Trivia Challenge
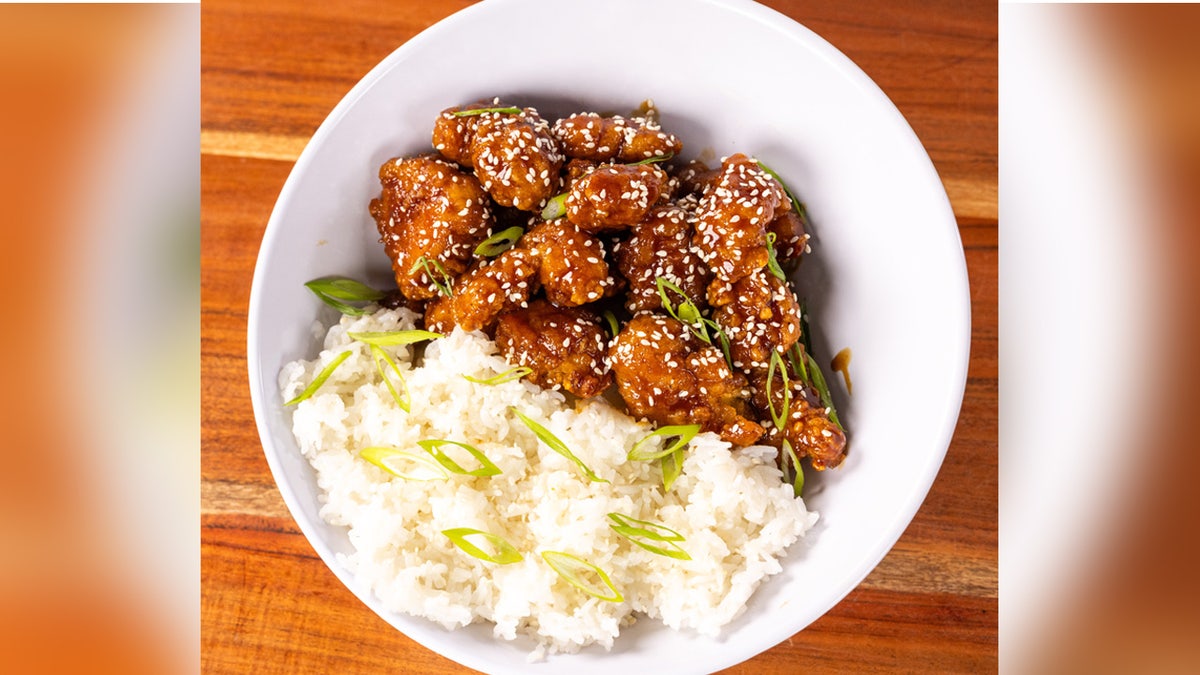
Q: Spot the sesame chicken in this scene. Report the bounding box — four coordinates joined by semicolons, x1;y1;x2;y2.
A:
521;220;616;307
424;247;540;334
692;153;790;298
711;268;802;372
369;155;494;301
609;314;764;446
494;300;612;398
752;377;847;470
767;207;809;263
565;163;669;233
551;113;682;163
612;203;711;313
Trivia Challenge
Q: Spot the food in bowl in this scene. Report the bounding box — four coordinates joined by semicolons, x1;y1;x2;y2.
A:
278;100;847;655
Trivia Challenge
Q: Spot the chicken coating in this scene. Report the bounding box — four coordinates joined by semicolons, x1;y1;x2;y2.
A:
767;207;809;263
711;268;802;372
370;155;494;301
494;300;612;398
432;103;563;211
565;163;669;233
612;203;711;313
521;220;617;307
676;160;718;196
609;314;764;446
551;113;682;163
753;378;847;470
692;153;789;298
423;248;540;334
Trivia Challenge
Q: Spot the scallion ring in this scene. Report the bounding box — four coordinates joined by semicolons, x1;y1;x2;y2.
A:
462;366;532;385
359;446;449;481
283;350;352;406
442;528;523;564
661;447;684;492
628;424;700;461
370;344;411;413
408;255;455;297
627;152;674;166
765;231;787;281
607;513;691;560
510;407;608;483
655;276;711;343
781;439;804;497
473;226;524;257
304;277;386;316
765;350;792;430
541;192;568;220
451;106;522;117
348;329;443;347
541;551;623;603
418;440;501;477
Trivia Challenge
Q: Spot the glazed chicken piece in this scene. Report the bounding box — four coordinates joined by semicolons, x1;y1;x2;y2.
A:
432;102;563;211
609;314;763;446
521;220;617;307
493;300;612;398
676;160;718;197
752;378;847;470
612;203;711;313
767;208;809;263
692;153;790;298
369;155;494;301
551;113;682;163
564;163;669;233
423;248;540;334
711;268;802;372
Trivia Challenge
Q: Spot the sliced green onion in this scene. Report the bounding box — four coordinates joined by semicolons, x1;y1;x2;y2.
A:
474;226;524;257
655;276;711;343
510;407;608;483
804;350;843;431
451;106;522;117
601;310;620;338
757;161;806;219
359;446;449;481
348;329;443;347
541;192;568;220
607;513;691;560
628;424;700;461
781;439;804;497
766;350;792;430
418;440;501;477
408;255;455;297
304;277;386;316
284;350;352;406
540;551;623;602
462;366;532;385
627;152;674;166
370;344;411;413
442;528;523;564
710;318;735;370
765;231;787;281
788;341;809;384
661;447;684;492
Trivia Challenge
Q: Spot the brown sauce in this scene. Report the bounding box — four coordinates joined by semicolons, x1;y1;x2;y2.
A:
831;347;852;395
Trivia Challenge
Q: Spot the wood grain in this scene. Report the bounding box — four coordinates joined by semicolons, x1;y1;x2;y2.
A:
201;0;997;672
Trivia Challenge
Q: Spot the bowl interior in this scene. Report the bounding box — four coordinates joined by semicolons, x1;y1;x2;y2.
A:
247;0;969;672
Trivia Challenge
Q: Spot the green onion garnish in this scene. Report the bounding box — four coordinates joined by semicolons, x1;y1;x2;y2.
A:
628;424;700;461
370;344;411;413
540;551;623;602
601;310;620;338
510;407;608;483
442;528;523;564
284;350;352;406
661;447;684;492
607;513;691;560
348;329;443;347
804;350;843;431
359;446;449;481
541;192;568;220
474;226;524;257
655;276;711;344
765;231;787;281
408;255;455;297
757;161;806;220
627;152;674;166
418;440;501;477
304;277;386;316
781;439;804;497
766;350;792;430
451;106;522;117
787;341;809;384
462;366;532;385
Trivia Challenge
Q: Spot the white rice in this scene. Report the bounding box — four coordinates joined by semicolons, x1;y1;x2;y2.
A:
279;307;818;656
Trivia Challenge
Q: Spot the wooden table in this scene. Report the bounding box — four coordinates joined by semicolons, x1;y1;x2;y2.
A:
201;1;997;672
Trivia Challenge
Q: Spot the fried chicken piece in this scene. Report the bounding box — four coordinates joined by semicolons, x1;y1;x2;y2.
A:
676;160;718;196
551;113;682;163
370;155;494;301
609;314;763;445
423;248;540;334
564;163;669;233
432;102;564;211
521;220;617;307
612;203;711;313
692;154;789;298
767;207;809;263
752;378;847;470
711;268;801;372
493;300;612;398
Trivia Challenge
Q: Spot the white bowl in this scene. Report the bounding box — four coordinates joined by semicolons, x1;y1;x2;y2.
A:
247;0;970;672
